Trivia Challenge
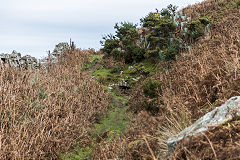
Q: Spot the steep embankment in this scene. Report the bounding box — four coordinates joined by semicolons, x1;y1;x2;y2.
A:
155;0;240;119
89;0;240;159
127;0;240;159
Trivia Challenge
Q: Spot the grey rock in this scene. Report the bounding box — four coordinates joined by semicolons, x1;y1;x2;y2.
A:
118;79;130;89
53;42;70;55
0;42;70;70
0;51;39;69
167;96;240;155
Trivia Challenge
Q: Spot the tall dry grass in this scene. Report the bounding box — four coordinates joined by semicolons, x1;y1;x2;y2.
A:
0;49;110;159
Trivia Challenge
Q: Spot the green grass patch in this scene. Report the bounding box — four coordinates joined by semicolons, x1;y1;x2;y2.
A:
92;59;162;88
60;146;93;160
93;106;129;142
89;54;104;63
93;68;112;77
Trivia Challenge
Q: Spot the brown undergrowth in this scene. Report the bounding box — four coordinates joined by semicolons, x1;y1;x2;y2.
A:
0;49;110;159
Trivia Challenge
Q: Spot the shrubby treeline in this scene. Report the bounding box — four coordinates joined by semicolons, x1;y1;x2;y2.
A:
101;4;210;63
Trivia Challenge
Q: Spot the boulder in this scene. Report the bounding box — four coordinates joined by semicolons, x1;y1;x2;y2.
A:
0;42;70;70
0;51;40;69
118;79;131;89
167;96;240;155
53;42;70;55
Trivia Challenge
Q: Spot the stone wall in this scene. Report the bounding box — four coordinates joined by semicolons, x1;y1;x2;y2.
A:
0;51;39;69
0;42;71;70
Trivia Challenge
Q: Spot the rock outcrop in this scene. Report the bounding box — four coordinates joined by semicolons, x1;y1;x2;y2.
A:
167;96;240;155
0;42;71;70
52;42;70;56
0;50;39;69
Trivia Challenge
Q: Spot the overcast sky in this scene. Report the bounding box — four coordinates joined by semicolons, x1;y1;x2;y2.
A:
0;0;203;58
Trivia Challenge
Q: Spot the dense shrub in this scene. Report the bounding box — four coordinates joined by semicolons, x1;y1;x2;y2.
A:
101;4;210;64
100;34;119;55
126;45;146;63
164;43;180;61
110;48;123;60
114;22;138;46
140;5;178;61
187;17;209;41
141;79;162;98
235;0;240;7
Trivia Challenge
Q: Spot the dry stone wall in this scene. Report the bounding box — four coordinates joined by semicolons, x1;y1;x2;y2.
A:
0;42;70;70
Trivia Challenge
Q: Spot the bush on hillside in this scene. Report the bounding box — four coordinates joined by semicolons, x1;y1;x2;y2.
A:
114;22;138;46
236;0;240;7
187;17;210;41
100;4;211;64
140;5;178;61
110;48;124;60
126;45;146;63
100;34;119;55
164;43;180;61
142;79;162;98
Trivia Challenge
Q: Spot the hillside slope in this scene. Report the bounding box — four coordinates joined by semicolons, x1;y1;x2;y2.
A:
92;0;240;159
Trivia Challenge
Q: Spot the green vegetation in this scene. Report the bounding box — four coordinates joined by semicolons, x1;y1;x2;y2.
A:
237;0;240;7
89;54;104;64
100;34;119;56
60;146;93;160
92;58;161;88
142;79;162;98
101;4;211;64
94;107;129;142
187;17;210;41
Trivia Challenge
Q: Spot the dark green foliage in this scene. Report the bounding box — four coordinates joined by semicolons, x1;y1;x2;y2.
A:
198;17;210;25
142;79;162;98
236;0;240;7
110;48;123;60
140;12;161;28
154;17;176;35
114;22;138;46
160;4;178;18
126;45;146;63
145;48;159;59
141;4;177;27
164;43;180;61
140;5;177;61
100;34;119;55
110;65;123;74
187;17;210;41
141;12;176;34
100;3;211;64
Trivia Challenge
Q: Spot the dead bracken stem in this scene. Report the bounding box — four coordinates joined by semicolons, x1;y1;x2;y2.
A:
142;135;157;160
202;133;217;159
